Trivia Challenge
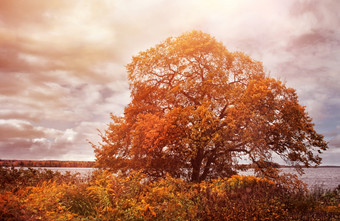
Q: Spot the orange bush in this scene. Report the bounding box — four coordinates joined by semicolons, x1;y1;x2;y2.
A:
0;168;339;220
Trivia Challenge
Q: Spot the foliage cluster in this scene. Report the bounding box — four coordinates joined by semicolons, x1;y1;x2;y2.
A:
0;167;339;220
0;166;83;192
94;30;327;182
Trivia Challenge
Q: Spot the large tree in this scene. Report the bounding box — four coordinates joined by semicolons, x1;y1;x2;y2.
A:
93;31;328;182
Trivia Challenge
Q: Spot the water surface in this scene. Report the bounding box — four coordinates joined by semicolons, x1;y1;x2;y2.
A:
239;167;340;190
24;167;340;190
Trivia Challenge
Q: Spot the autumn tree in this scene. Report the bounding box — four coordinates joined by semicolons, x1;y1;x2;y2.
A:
93;31;328;182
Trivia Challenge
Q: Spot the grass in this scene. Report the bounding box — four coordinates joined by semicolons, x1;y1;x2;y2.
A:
0;166;339;220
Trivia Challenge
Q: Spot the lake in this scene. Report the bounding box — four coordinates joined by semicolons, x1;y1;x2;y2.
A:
239;167;340;190
30;167;340;190
31;167;96;178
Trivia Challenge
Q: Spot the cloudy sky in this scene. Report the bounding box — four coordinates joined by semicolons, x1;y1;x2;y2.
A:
0;0;339;165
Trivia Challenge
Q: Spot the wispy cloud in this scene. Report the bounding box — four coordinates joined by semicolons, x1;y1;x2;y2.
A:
0;0;339;164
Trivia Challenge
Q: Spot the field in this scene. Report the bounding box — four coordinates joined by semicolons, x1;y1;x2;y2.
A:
0;166;339;220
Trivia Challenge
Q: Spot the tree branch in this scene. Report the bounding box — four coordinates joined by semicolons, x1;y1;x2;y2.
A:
219;103;229;119
181;91;200;106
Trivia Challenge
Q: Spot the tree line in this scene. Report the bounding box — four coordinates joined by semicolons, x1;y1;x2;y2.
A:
0;159;95;168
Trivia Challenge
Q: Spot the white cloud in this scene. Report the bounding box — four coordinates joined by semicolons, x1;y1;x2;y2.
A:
0;0;339;164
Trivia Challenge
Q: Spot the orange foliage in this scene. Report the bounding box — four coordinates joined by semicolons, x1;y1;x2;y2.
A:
93;30;328;182
0;168;339;220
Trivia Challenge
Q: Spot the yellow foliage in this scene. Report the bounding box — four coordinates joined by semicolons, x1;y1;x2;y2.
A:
0;168;338;220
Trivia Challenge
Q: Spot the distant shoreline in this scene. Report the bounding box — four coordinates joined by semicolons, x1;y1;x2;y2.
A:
279;165;340;168
0;159;95;168
1;159;339;168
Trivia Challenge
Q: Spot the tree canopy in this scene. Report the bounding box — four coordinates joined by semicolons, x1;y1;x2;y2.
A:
93;30;328;182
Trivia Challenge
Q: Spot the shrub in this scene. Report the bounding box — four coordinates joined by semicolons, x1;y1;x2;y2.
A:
1;167;339;220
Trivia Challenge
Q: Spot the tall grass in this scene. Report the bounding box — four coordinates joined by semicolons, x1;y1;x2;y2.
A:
0;166;339;220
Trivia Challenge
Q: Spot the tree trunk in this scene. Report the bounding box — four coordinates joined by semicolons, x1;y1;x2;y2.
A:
191;147;204;182
199;156;214;181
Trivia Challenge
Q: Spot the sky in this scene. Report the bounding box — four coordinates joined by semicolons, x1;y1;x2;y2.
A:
0;0;339;165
